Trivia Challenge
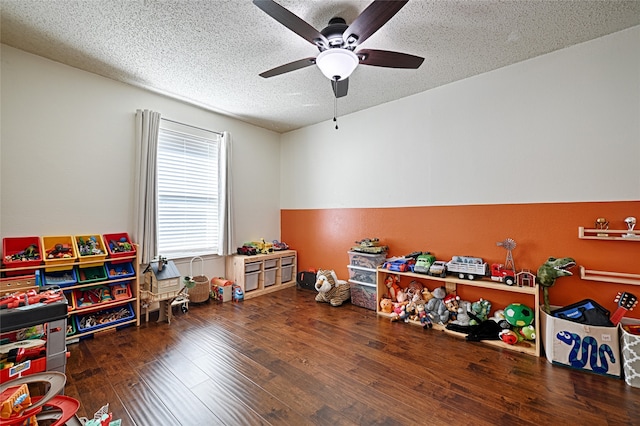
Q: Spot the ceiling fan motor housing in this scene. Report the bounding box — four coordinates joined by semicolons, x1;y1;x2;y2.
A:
320;17;350;49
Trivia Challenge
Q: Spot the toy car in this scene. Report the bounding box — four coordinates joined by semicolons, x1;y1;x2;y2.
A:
237;245;257;255
428;261;447;278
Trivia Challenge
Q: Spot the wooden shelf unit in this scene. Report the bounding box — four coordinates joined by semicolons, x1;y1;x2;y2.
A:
375;268;540;357
226;250;297;300
1;247;140;343
578;225;640;287
578;227;639;241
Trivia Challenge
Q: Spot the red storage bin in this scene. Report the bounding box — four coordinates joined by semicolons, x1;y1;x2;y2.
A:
2;236;43;277
103;233;136;263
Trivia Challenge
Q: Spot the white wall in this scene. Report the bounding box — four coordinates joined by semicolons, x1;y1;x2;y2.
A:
280;26;640;209
1;45;282;277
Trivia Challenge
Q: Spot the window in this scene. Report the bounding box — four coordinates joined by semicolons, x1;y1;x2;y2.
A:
157;121;222;258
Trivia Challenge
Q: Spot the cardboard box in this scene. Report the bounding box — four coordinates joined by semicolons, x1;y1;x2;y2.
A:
540;307;621;378
211;277;233;302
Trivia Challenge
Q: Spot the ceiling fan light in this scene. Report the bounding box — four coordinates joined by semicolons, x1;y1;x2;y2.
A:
316;49;359;81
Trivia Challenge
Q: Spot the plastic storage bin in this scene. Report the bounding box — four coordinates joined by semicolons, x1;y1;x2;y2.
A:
43;268;78;288
282;265;294;283
245;262;261;273
75;303;135;334
105;261;135;279
281;256;295;266
103;232;136;263
349;282;377;310
264;268;277;287
347;251;386;269
41;235;78;272
347;265;376;285
74;234;108;267
76;265;108;284
245;271;259;291
264;259;278;269
2;236;43;276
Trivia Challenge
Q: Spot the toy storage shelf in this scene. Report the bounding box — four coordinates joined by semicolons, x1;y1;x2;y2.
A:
1;246;140;343
376;268;540;357
578;227;640;241
226;250;297;300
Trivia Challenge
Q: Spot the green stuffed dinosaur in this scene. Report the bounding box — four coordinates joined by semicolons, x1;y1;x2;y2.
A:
537;257;576;314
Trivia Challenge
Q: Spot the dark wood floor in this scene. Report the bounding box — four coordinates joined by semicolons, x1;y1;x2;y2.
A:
64;287;639;426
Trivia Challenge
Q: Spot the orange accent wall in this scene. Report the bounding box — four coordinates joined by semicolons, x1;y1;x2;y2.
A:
282;201;640;319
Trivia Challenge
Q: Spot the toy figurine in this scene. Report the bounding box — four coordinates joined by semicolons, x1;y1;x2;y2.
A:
537;257;576;313
232;285;244;302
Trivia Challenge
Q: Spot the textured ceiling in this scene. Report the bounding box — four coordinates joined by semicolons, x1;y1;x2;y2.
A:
1;0;639;133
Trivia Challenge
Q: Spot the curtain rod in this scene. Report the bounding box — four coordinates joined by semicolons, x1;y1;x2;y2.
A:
161;117;223;136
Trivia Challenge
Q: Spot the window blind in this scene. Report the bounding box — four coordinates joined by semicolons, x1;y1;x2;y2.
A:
157;127;220;257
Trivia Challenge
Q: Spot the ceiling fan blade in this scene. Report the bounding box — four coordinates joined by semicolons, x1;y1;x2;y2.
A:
259;57;316;78
357;49;424;69
253;0;329;48
343;0;408;47
331;78;349;98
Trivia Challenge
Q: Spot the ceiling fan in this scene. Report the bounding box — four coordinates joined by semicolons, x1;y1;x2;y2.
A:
253;0;425;99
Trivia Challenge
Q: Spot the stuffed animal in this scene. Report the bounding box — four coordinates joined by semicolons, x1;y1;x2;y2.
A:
315;269;351;307
385;274;402;301
443;294;460;321
469;298;491;326
380;298;393;314
450;301;471;326
425;286;450;324
417;303;432;328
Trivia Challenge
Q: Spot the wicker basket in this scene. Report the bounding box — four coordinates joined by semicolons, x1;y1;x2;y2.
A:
188;256;210;303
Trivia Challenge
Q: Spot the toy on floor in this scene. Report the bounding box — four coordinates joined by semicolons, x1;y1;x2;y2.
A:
314;269;350;307
537;256;576;313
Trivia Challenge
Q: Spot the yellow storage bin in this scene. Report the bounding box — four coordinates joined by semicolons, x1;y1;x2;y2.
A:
74;234;108;268
41;235;78;272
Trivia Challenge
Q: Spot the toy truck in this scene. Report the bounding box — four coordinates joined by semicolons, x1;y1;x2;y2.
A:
413;253;436;274
490;263;516;285
446;256;489;280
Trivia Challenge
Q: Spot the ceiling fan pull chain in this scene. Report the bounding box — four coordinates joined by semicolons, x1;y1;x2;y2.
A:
333;78;339;130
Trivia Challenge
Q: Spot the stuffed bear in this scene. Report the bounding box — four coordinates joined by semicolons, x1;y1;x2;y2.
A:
315;269;350;307
425;286;450;324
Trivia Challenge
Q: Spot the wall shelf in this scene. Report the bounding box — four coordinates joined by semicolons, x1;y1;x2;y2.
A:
579;266;640;286
578;227;639;241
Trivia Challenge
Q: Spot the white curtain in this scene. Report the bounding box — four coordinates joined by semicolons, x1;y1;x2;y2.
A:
218;131;234;256
133;109;161;264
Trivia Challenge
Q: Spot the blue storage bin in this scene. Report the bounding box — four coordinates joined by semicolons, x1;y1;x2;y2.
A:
105;261;135;279
43;268;77;287
75;303;134;334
